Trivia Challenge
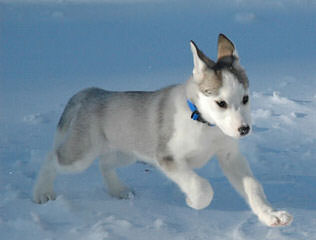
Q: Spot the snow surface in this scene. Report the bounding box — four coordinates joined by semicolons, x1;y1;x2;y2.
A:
1;1;316;239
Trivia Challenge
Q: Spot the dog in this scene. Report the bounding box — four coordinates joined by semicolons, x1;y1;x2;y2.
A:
33;34;292;227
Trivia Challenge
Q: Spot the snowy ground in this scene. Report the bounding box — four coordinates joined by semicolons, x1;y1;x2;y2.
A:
1;1;316;239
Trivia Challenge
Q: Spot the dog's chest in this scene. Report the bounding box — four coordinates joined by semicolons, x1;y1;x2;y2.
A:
168;116;222;168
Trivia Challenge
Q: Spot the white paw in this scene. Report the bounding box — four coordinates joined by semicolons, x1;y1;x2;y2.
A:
33;189;56;204
259;210;293;227
185;177;214;210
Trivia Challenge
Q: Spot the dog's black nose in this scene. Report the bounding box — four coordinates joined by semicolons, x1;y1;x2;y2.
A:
238;125;250;136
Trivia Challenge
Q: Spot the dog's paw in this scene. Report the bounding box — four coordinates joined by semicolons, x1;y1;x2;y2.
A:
33;190;56;204
185;177;213;210
259;210;293;227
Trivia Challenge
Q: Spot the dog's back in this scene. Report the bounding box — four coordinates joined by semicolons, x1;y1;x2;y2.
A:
57;87;110;132
56;86;178;163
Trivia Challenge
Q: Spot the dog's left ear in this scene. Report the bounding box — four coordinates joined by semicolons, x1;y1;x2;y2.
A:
217;34;239;60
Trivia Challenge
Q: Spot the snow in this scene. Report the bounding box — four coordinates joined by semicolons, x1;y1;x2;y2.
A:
1;1;316;239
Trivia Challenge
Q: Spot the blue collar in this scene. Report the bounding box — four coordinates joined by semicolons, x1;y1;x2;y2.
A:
187;100;215;127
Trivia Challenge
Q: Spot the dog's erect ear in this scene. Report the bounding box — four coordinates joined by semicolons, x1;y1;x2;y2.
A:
190;41;215;79
217;34;238;60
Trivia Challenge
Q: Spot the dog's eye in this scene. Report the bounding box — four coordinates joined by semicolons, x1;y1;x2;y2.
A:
216;100;227;109
242;95;249;105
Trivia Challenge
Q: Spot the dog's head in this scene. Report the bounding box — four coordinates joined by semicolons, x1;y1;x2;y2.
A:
188;34;251;138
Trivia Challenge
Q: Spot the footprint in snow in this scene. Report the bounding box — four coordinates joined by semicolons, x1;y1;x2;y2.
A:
292;112;307;119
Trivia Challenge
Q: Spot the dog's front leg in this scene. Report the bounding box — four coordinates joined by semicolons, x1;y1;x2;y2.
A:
158;157;214;210
217;146;293;227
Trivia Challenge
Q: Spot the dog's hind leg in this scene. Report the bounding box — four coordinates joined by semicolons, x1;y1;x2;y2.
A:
33;129;69;204
99;151;135;199
33;151;58;204
33;125;101;203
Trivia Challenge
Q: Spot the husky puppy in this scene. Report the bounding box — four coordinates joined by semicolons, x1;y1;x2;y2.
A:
33;34;292;227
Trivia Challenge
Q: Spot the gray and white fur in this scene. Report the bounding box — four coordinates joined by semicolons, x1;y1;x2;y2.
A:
33;34;292;227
